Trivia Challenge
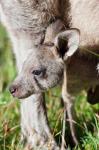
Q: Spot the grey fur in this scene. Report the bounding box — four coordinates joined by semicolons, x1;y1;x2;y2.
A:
0;0;61;149
1;0;99;149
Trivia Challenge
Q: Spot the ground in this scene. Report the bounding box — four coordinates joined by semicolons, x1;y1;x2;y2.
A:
0;24;99;150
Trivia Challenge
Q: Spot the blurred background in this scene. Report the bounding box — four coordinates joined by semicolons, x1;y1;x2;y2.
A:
0;24;99;150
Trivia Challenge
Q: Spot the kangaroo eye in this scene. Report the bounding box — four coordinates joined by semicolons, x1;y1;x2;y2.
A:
32;68;46;76
32;70;42;76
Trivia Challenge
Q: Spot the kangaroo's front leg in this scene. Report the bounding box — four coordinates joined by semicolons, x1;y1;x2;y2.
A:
21;94;59;149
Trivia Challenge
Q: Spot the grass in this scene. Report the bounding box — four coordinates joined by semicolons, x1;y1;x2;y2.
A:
0;24;99;150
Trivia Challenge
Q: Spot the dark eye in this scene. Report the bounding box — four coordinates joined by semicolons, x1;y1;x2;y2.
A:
32;70;42;76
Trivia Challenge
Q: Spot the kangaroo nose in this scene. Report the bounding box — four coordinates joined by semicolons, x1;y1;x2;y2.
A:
9;85;17;95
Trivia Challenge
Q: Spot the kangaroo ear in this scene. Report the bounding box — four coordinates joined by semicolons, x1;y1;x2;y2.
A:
54;29;80;61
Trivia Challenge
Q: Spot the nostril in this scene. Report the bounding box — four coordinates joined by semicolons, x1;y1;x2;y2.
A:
9;86;17;94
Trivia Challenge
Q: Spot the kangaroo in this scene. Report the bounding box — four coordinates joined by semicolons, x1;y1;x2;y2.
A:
9;20;80;149
9;19;99;147
9;20;80;99
1;0;99;149
0;0;61;149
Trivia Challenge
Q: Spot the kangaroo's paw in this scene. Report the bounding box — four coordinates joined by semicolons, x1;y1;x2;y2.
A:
24;133;60;150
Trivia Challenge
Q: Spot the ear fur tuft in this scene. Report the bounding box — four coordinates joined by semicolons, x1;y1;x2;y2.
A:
54;29;80;61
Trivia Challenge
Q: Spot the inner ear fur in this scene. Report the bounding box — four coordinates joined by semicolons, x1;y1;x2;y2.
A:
54;28;80;61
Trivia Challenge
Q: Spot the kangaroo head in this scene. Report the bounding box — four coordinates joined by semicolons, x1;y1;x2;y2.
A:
9;20;80;99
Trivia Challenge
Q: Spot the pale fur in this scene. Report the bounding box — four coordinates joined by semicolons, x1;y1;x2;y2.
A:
1;0;99;149
70;0;99;49
0;0;60;149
